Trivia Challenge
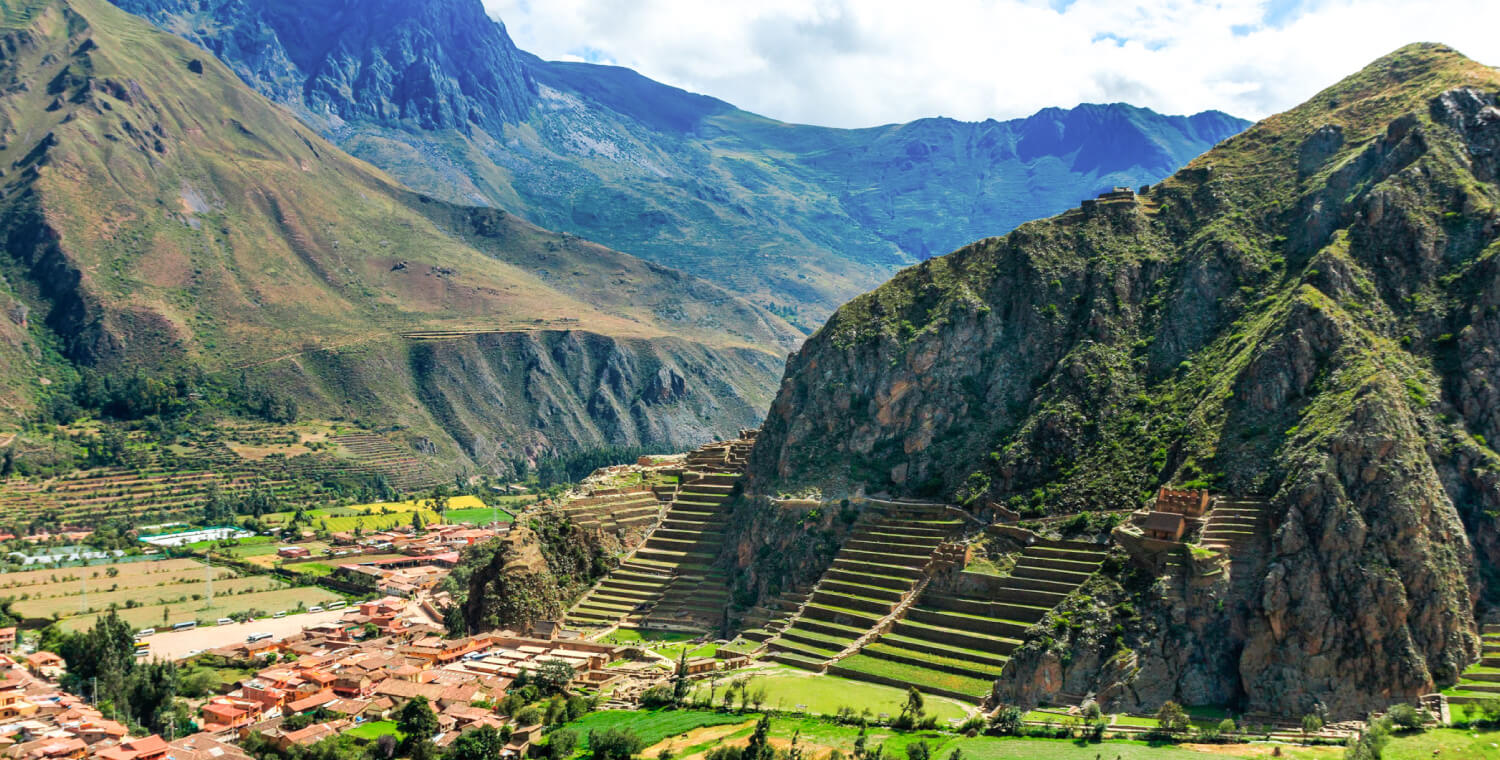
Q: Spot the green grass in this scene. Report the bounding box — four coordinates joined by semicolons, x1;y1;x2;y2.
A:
283;562;335;577
441;507;513;525
185;535;275;551
837;654;995;699
1384;728;1500;760
560;710;747;752
600;628;694;646
688;666;970;723
345;721;403;741
656;642;719;660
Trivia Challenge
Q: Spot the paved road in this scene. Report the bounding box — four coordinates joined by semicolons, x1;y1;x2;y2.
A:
142;610;348;660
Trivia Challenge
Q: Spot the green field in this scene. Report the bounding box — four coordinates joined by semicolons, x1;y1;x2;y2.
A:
688;666;970;723
600;628;695;646
562;710;749;752
283;562;336;577
440;507;513;525
345;721;404;741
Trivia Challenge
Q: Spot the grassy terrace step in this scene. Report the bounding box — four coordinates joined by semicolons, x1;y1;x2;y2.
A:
792;617;869;640
894;618;1021;655
1026;547;1108;562
772;651;826;670
878;632;1011;669
769;637;842;660
803;602;883;628
823;569;914;591
854;529;946;545
1022;555;1102;573
845;539;934;557
831;558;924;579
923;594;1050;623
906;607;1029;638
819;580;905;603
1012;564;1093;584
862;642;1006;680
841;549;928;568
780;626;860;650
812;590;896;616
834;654;994;699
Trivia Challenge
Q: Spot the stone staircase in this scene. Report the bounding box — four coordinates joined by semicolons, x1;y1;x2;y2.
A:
764;502;963;671
1447;623;1500;705
832;539;1108;702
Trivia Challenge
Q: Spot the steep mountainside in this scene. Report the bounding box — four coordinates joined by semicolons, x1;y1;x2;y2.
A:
104;0;1248;321
0;0;799;467
744;44;1500;716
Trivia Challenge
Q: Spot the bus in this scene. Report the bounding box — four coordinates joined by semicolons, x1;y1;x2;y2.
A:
136;628;156;638
133;641;150;657
172;621;197;631
246;632;273;643
327;601;346;611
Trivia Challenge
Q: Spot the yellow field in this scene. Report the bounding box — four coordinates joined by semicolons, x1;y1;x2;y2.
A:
259;495;485;532
0;559;232;592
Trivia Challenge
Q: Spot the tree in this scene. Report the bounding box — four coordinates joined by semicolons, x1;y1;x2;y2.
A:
897;687;925;728
1385;703;1426;731
587;727;644;760
990;704;1023;735
946;750;964;760
397;696;439;752
1218;718;1238;735
744;714;775;760
672;649;690;705
1345;714;1392;760
1156;701;1189;735
904;741;930;760
535;658;575;696
441;725;503;760
544;729;578;760
1302;712;1325;736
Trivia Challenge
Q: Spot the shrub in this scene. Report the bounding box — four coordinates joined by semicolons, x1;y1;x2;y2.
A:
1156;701;1189;734
1385;703;1426;731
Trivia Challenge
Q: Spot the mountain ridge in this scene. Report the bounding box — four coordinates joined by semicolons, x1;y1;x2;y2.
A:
104;0;1251;320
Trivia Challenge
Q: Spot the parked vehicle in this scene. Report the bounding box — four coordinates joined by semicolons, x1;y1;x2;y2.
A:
246;632;273;643
216;618;234;626
172;621;197;631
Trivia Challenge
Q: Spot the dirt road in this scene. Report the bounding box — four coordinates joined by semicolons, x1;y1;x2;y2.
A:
143;609;348;660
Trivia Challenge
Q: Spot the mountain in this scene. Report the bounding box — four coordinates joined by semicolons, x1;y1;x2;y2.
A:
0;0;801;469
738;44;1500;716
105;0;1250;322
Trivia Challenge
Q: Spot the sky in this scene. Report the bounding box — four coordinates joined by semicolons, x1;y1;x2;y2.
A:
485;0;1500;128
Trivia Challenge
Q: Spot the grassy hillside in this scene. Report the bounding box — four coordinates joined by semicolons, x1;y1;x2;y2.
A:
0;0;797;464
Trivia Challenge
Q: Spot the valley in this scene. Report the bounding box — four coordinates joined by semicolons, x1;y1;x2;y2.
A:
0;0;1494;759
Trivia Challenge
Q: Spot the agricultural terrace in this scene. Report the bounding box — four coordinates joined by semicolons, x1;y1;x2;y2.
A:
0;556;340;631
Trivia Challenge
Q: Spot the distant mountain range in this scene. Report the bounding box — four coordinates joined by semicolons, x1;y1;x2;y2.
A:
109;0;1250;322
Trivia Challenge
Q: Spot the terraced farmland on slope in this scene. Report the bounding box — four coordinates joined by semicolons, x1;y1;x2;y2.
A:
762;502;963;670
833;539;1108;701
565;435;756;632
1444;623;1500;705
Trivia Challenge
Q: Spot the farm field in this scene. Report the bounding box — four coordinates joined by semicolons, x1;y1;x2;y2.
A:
259;506;440;533
687;666;971;723
345;721;404;741
61;586;342;632
591;713;1368;760
0;556;342;631
0;558;230;593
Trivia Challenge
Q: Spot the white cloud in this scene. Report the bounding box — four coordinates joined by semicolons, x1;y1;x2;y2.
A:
485;0;1500;127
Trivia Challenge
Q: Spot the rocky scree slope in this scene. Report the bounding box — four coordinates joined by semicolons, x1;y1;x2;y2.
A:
0;0;799;468
105;0;1248;321
742;44;1500;717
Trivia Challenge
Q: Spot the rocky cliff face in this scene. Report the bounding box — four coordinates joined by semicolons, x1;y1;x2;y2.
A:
111;0;537;132
743;44;1500;717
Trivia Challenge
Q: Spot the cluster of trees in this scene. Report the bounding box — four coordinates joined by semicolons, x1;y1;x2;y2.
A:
43;610;197;736
42;368;298;426
530;446;657;488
